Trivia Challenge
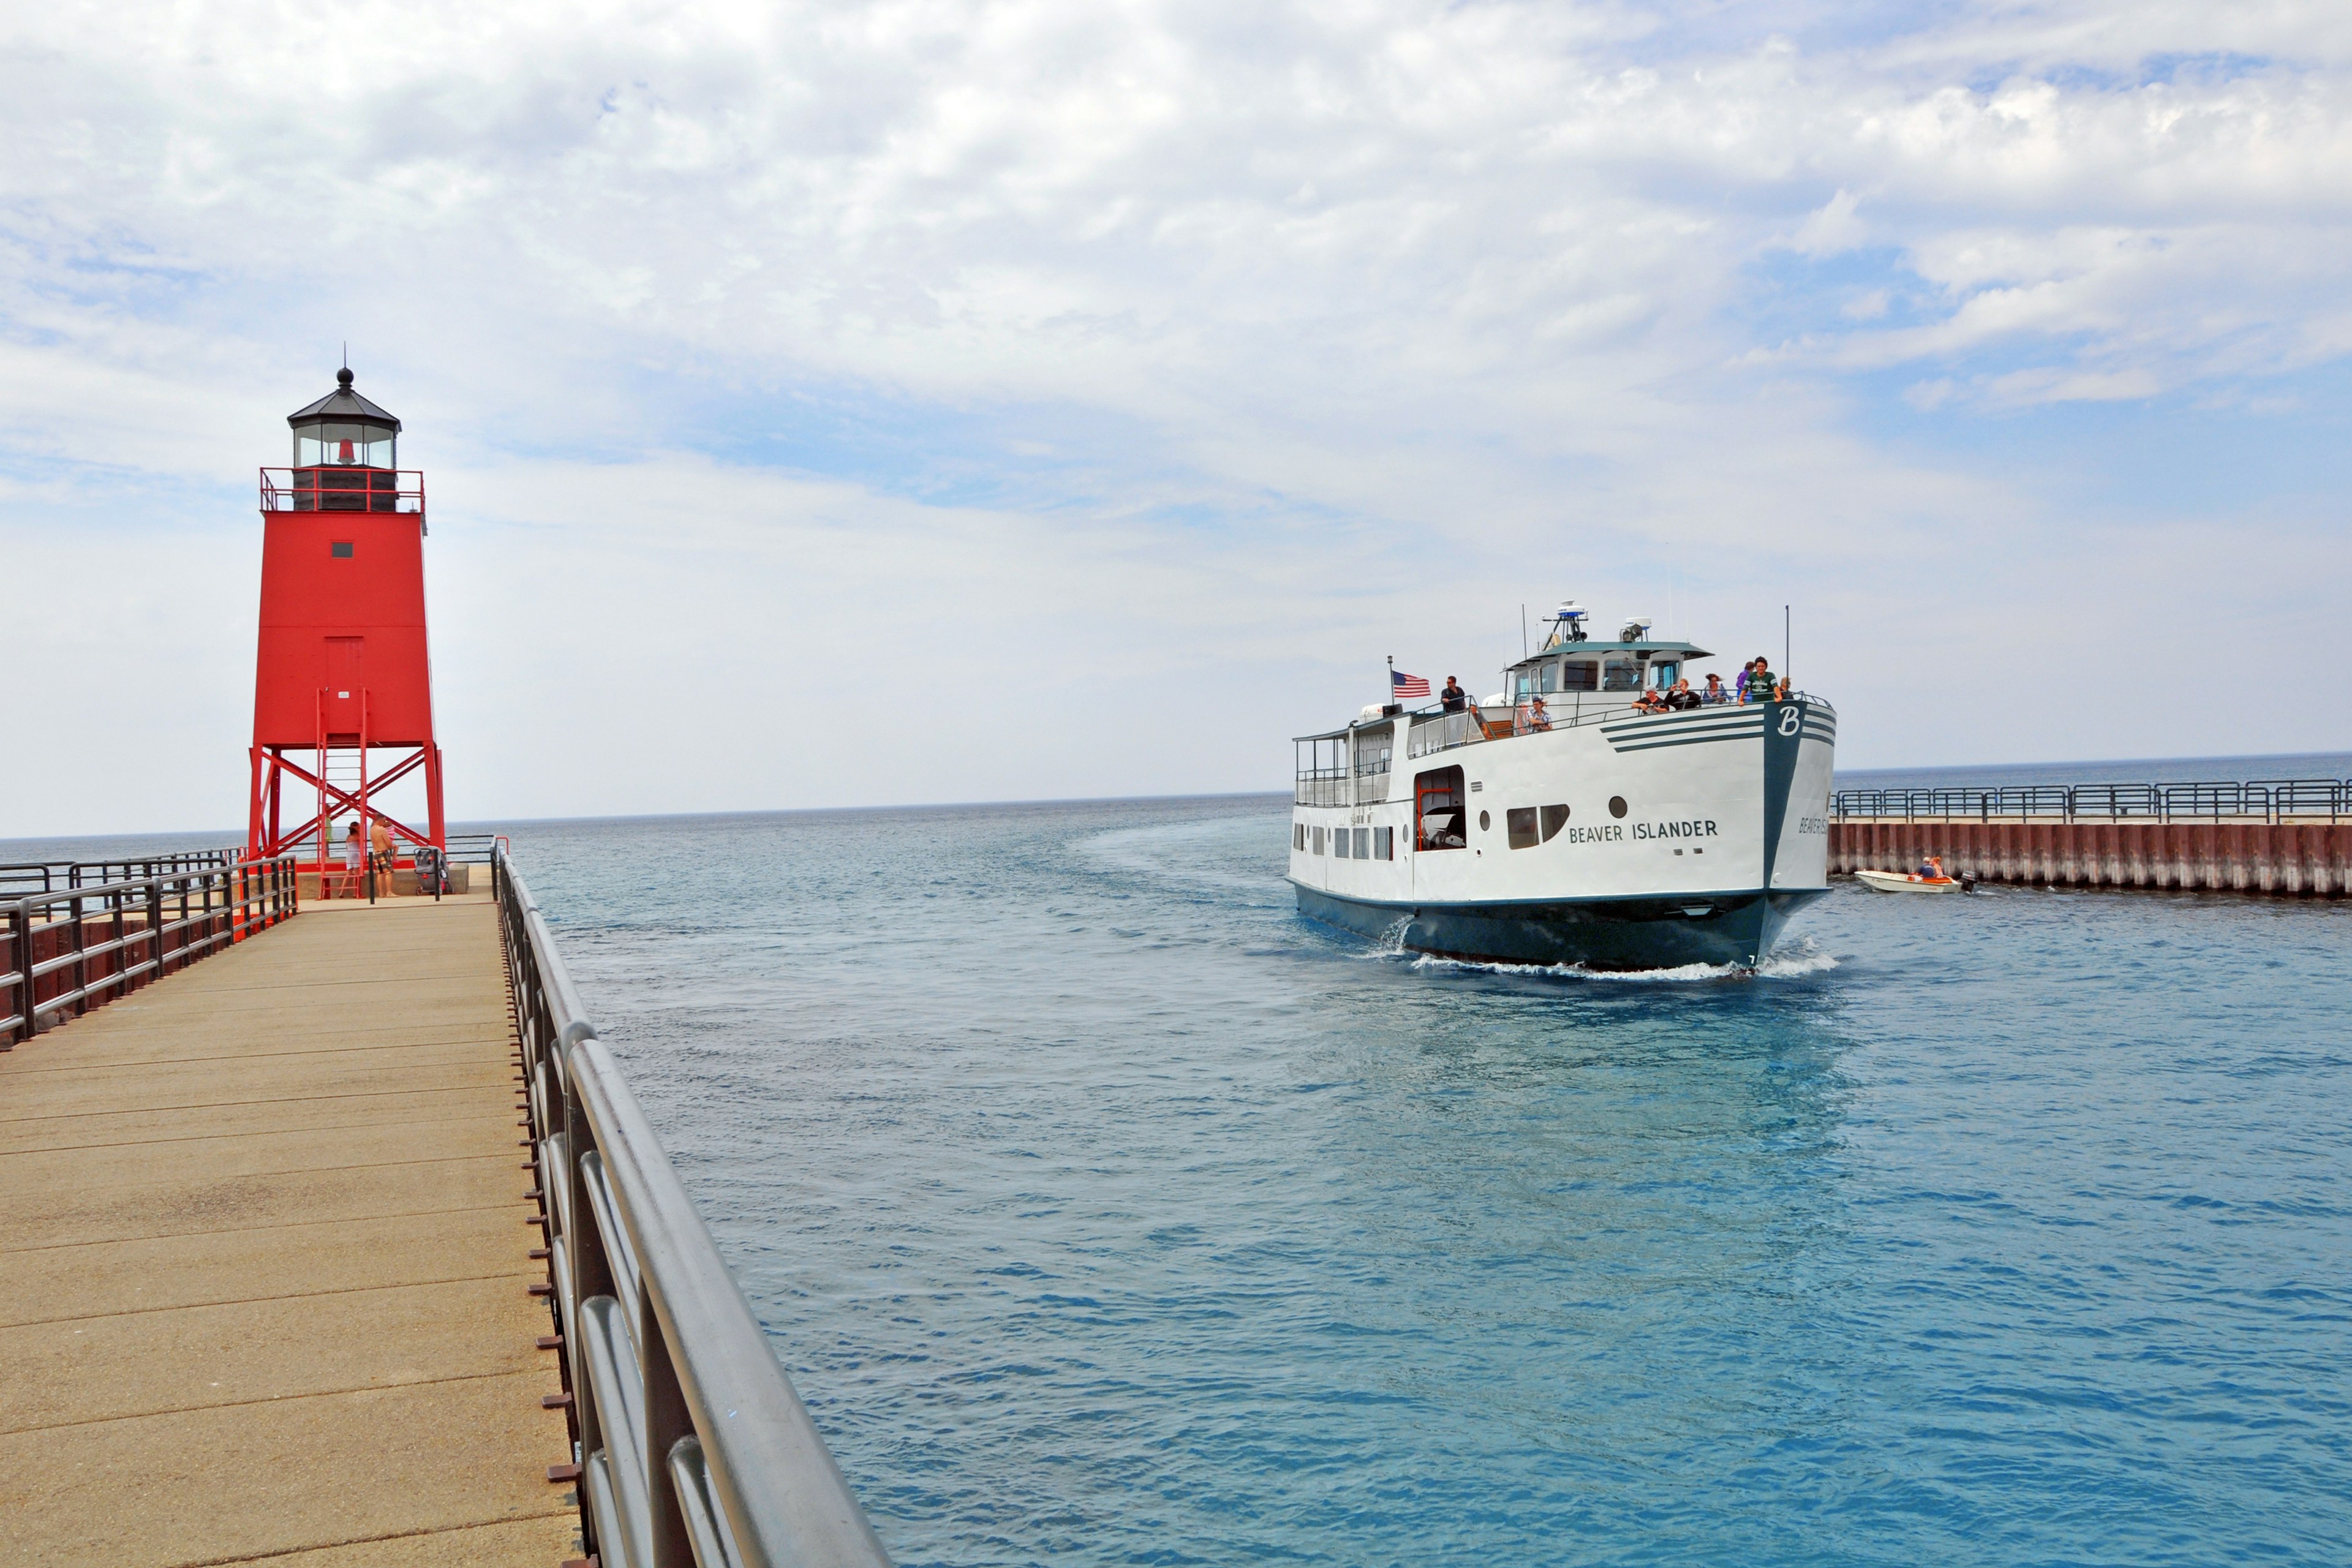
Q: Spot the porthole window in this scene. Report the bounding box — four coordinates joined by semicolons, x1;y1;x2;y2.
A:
1479;810;1491;832
1609;796;1627;818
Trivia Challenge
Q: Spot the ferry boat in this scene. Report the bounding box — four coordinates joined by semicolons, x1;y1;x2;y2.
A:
1289;605;1835;970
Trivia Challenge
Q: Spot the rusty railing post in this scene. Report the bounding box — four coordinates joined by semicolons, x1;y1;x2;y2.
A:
6;900;28;1049
146;876;164;991
67;890;86;1022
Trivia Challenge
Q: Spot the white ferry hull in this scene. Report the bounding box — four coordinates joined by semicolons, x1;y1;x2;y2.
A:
1291;698;1834;971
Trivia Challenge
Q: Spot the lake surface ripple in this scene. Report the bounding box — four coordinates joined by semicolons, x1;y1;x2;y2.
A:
507;795;2351;1567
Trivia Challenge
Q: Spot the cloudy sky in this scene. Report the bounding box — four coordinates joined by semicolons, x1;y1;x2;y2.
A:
6;0;2349;833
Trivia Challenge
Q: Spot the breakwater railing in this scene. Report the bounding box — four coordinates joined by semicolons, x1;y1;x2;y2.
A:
2;856;299;1047
1;836;501;902
0;848;241;898
496;848;892;1568
1833;777;2352;825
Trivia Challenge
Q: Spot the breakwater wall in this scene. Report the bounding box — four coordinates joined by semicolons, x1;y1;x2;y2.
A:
1830;775;2352;898
1831;818;2352;897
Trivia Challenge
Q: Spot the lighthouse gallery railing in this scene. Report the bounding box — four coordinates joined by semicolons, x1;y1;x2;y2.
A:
497;849;892;1568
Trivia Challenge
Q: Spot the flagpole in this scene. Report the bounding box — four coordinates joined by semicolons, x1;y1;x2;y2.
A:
1387;655;1394;710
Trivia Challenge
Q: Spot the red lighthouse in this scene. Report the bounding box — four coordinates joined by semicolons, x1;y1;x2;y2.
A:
246;368;445;875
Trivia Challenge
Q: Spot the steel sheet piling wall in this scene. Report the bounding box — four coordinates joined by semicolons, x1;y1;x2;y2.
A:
1830;819;2350;897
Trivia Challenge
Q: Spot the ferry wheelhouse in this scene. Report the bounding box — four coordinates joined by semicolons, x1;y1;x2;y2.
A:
1289;606;1835;970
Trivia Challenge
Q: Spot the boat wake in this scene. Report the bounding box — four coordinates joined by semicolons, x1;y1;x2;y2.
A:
1366;933;1840;984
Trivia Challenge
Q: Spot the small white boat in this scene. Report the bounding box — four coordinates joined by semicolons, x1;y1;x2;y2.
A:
1856;868;1964;894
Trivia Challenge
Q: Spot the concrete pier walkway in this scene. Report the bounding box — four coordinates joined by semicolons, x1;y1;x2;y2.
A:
0;893;578;1566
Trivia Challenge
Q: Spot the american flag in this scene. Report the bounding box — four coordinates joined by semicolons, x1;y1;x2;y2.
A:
1392;669;1431;699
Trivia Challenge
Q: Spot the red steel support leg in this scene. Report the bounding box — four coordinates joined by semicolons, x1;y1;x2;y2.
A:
247;747;269;862
266;752;284;859
425;745;447;851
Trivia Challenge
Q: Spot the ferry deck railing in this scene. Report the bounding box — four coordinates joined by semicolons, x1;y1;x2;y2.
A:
3;857;298;1047
1296;692;1830;802
1832;778;2352;825
497;848;892;1568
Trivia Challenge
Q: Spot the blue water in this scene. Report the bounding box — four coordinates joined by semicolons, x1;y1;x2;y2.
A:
497;796;2350;1567
12;775;2352;1564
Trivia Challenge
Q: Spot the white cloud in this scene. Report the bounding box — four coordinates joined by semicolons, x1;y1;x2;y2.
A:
3;0;2351;834
1791;189;1869;255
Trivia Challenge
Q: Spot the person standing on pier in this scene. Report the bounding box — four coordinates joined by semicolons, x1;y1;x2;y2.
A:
337;820;364;899
369;816;394;899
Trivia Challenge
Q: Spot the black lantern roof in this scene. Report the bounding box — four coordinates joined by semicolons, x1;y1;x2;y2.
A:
288;368;401;432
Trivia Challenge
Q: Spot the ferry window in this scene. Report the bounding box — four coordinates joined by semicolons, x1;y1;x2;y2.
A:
1352;827;1370;859
1514;670;1535;698
1374;827;1394;860
331;541;354;558
1335;826;1352;859
1540;804;1570;842
1653;661;1679;688
1294;824;1305;851
1479;810;1491;832
1603;658;1640;692
1313;826;1325;854
1415;765;1466;851
1537;663;1557;693
1609;796;1627;818
1561;661;1598;692
1507;807;1539;850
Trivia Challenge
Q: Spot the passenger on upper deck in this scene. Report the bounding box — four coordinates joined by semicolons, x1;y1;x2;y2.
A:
1522;695;1552;732
1702;672;1728;705
1743;660;1775;703
1440;677;1468;713
1630;688;1667;715
1666;677;1700;710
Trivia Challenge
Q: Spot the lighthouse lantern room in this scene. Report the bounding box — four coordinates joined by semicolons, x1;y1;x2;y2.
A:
247;367;445;879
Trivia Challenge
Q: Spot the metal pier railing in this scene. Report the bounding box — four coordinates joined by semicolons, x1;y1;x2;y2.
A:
2;856;298;1047
1833;776;2352;825
497;848;893;1568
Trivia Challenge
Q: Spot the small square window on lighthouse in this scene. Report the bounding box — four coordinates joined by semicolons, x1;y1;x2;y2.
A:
331;541;354;558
